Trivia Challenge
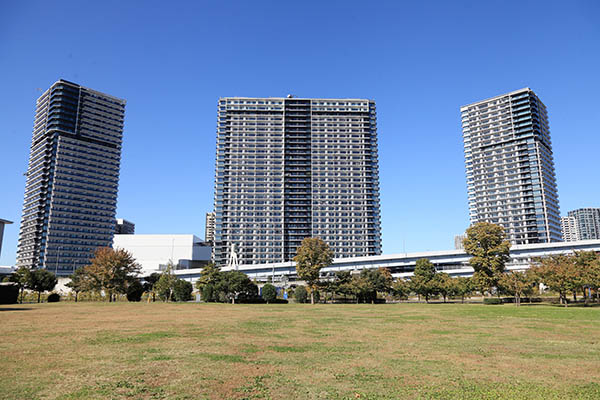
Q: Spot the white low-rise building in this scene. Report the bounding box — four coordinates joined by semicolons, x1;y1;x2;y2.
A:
113;234;211;275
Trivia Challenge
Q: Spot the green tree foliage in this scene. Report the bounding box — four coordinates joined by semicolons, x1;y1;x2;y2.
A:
173;280;193;302
294;237;334;304
65;267;91;302
261;283;277;303
499;270;535;306
7;266;31;304
433;272;453;303
530;252;600;305
410;258;438;303
531;255;577;306
195;263;222;302
26;269;58;303
126;279;145;302
194;266;257;303
84;247;141;302
294;285;308;303
572;251;600;302
217;271;258;304
144;272;162;302
463;222;511;295
454;277;474;303
155;264;177;302
392;278;410;301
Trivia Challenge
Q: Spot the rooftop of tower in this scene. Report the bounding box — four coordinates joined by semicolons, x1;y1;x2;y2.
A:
460;87;532;110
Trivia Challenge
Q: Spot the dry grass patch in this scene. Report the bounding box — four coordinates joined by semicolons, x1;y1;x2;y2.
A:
0;302;599;399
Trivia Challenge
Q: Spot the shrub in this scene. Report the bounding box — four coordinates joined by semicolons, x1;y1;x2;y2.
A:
294;286;308;303
47;293;61;303
483;297;503;305
0;283;19;304
173;279;193;302
126;280;145;302
201;284;216;302
261;284;277;303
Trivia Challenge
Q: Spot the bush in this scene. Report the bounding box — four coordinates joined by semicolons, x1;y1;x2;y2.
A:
126;280;145;302
261;284;277;303
173;279;193;302
0;283;19;304
47;293;60;303
294;286;308;303
483;297;503;305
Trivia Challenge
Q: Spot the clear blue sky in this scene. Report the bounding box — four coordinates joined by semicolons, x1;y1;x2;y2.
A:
1;1;599;265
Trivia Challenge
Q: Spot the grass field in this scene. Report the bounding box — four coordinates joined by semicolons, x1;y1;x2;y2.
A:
1;302;599;400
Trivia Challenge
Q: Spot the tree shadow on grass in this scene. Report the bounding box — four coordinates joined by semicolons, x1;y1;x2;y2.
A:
0;307;34;311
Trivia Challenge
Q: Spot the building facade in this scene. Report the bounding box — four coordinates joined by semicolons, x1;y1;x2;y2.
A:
16;80;126;275
461;88;561;245
213;97;381;266
115;218;135;234
562;208;600;241
205;212;215;243
113;234;211;275
561;216;580;242
0;219;12;258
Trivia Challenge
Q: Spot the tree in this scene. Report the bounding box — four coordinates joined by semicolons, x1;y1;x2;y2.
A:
572;251;600;303
294;237;334;304
66;267;91;302
499;270;535;306
7;266;31;304
85;247;141;302
294;285;308;303
26;269;58;303
126;279;145;302
454;277;474;303
173;279;193;302
144;272;162;302
463;222;511;296
217;271;257;304
195;263;222;302
261;283;277;303
392;278;410;301
333;271;353;301
410;258;438;303
433;273;454;303
531;255;578;306
155;264;177;302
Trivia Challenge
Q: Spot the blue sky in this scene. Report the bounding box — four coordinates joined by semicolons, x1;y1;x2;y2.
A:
1;1;599;265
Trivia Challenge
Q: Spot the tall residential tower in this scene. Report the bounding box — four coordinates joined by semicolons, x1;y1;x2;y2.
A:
562;208;600;241
16;80;126;275
461;88;561;244
213;97;381;266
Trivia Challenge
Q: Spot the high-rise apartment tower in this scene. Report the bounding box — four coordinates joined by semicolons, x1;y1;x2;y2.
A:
461;88;561;244
562;208;600;241
16;80;126;275
213;97;381;266
205;212;215;244
115;218;135;234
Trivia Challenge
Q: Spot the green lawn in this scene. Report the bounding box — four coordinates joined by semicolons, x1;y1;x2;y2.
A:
0;302;599;399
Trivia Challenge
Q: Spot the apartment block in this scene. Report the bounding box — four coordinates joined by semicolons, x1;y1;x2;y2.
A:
461;88;561;244
213;97;381;266
16;80;126;275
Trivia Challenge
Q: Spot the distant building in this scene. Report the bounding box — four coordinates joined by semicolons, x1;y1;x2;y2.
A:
454;234;465;250
113;234;211;275
213;97;382;266
461;88;561;244
562;208;600;241
115;218;135;234
205;212;215;243
0;219;12;258
16;80;126;275
561;216;580;242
